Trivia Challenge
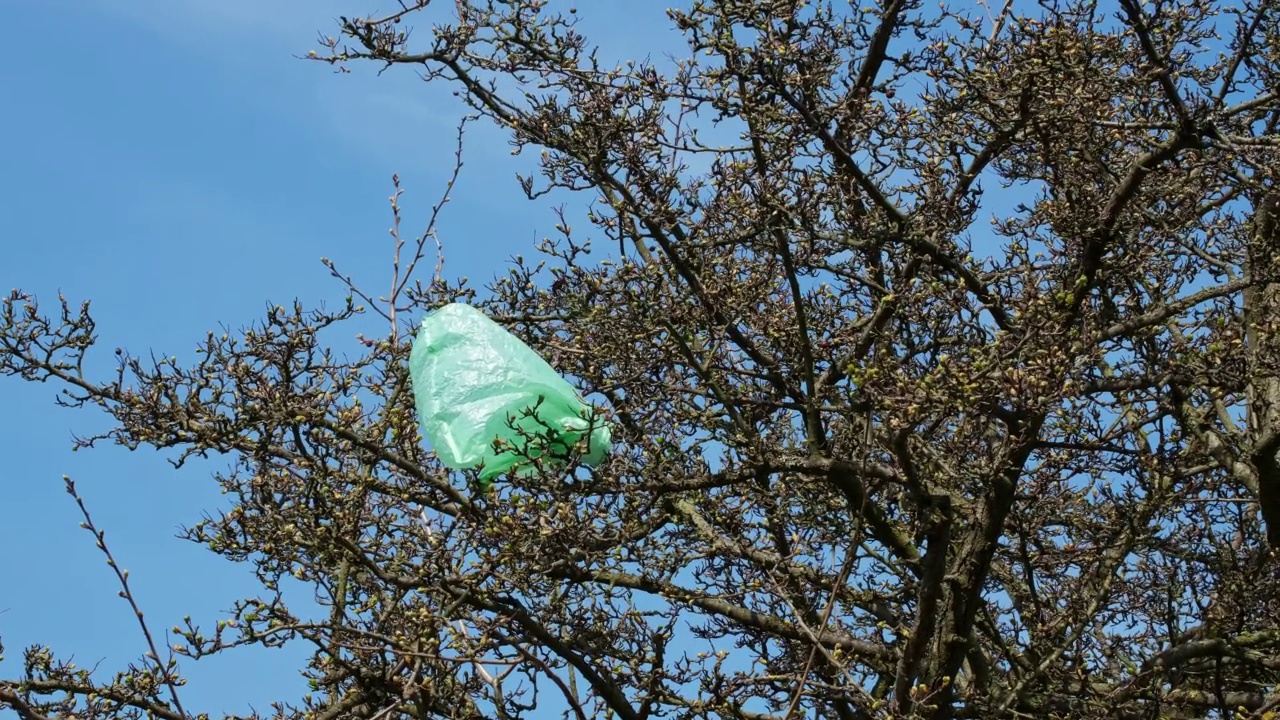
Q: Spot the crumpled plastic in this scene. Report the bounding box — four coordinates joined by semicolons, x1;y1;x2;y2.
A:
409;303;611;489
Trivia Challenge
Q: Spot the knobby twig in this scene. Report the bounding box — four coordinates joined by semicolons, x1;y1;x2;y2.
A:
64;476;189;720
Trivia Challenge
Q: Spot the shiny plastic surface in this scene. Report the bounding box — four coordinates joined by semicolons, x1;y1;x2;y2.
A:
409;303;611;487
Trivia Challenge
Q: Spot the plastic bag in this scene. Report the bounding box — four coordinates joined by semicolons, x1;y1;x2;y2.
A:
409;303;611;489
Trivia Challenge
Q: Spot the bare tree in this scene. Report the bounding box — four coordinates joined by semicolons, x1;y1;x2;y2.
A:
5;0;1280;718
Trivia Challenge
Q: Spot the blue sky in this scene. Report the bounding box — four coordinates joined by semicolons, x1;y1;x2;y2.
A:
6;1;1233;715
0;1;679;714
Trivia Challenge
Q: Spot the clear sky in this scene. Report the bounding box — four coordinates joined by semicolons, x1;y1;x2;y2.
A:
5;1;1185;715
0;1;678;714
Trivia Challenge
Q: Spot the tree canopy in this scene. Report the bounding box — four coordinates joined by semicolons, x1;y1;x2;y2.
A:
5;0;1280;718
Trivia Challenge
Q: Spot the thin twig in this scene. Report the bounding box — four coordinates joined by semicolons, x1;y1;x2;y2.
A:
64;476;189;719
782;409;874;719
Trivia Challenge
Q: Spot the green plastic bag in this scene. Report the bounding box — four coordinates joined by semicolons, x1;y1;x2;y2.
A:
409;303;611;490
